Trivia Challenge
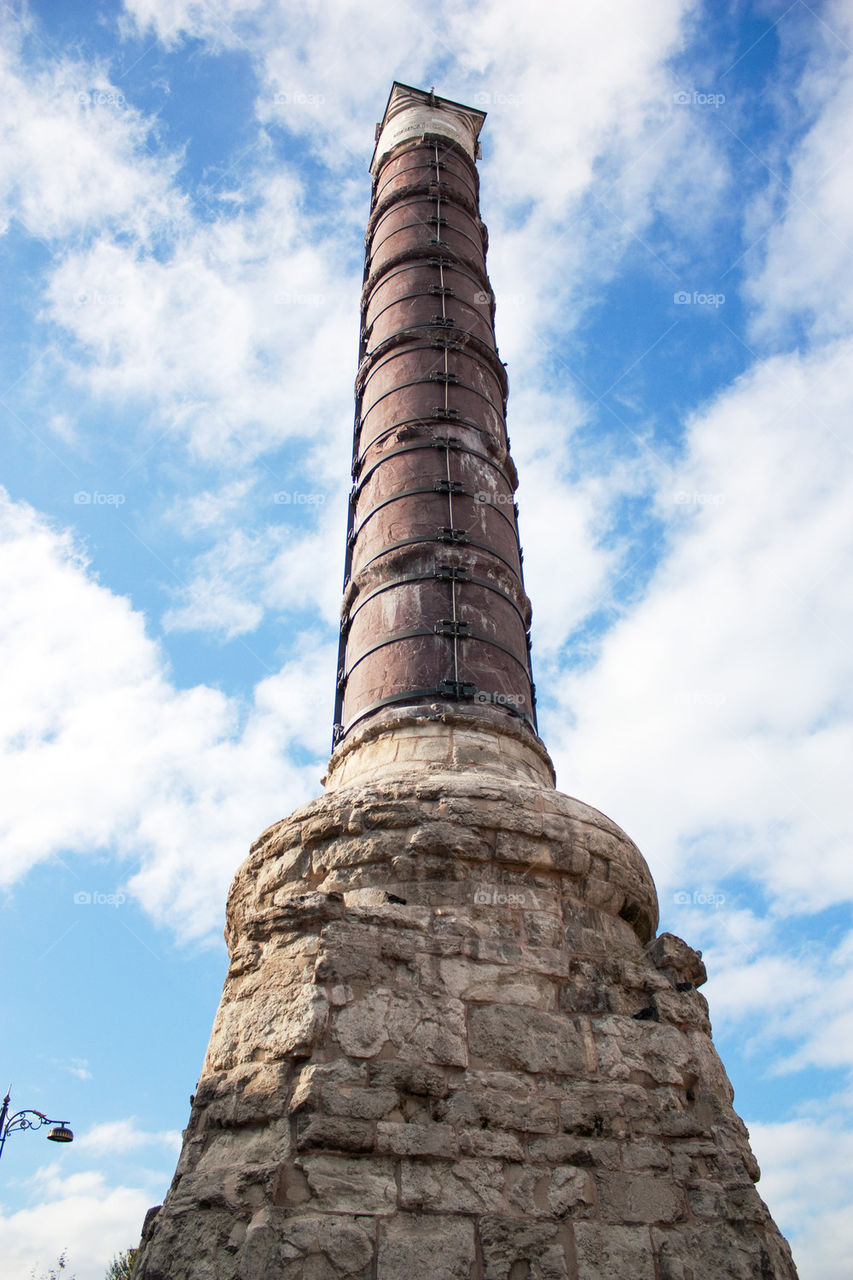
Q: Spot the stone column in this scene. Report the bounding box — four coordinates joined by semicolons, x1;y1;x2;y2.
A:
133;85;798;1280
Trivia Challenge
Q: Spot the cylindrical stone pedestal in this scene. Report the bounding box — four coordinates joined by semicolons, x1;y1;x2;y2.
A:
134;723;797;1279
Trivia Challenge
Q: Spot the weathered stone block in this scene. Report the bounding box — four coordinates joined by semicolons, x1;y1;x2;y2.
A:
622;1140;670;1171
468;1004;587;1075
646;933;707;987
399;1157;504;1213
296;1154;397;1213
506;1163;595;1219
596;1171;684;1224
256;1212;375;1279
439;1087;558;1134
574;1223;656;1280
652;1223;798;1279
375;1120;458;1158
368;1060;449;1098
436;955;555;1007
377;1214;476;1279
206;985;329;1071
478;1217;571;1280
294;1114;375;1153
526;1134;620;1169
458;1128;524;1160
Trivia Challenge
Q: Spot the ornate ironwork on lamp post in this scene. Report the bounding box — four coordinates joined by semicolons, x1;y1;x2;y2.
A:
0;1089;73;1161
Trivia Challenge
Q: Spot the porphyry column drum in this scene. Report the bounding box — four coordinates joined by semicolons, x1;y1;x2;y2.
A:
132;84;799;1280
335;85;536;744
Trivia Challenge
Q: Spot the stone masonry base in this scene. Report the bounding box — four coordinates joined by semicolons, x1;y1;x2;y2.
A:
133;771;798;1279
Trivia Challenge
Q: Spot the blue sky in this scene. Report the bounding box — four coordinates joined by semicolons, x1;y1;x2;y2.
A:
1;1;852;1275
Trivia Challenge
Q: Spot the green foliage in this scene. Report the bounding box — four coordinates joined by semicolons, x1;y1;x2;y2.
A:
105;1248;137;1279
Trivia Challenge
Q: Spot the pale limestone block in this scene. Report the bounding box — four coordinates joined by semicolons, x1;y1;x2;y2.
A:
193;1118;291;1172
593;1017;692;1086
384;991;468;1065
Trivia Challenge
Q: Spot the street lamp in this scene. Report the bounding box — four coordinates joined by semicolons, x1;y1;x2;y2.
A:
0;1089;74;1161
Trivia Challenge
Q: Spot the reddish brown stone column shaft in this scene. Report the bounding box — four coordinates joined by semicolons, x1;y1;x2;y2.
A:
333;83;537;748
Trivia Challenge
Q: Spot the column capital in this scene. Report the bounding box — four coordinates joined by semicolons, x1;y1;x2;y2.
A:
371;81;486;175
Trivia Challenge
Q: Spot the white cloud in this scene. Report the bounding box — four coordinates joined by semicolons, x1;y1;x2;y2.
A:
0;1164;152;1280
0;20;184;244
43;194;357;462
546;338;853;915
74;1118;181;1157
748;1118;853;1280
746;1;853;345
0;490;331;938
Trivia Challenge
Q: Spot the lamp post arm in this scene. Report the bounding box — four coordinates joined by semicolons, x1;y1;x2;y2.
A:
0;1092;69;1160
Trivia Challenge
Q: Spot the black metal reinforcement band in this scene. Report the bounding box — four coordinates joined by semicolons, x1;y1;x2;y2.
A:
368;208;486;259
351;482;519;541
363;290;491;341
362;246;490;307
366;181;480;238
355;418;505;471
362;256;492;314
358;372;504;425
357;529;520;578
341;623;532;685
355;437;513;490
357;326;508;395
344;568;530;632
374;157;478;206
